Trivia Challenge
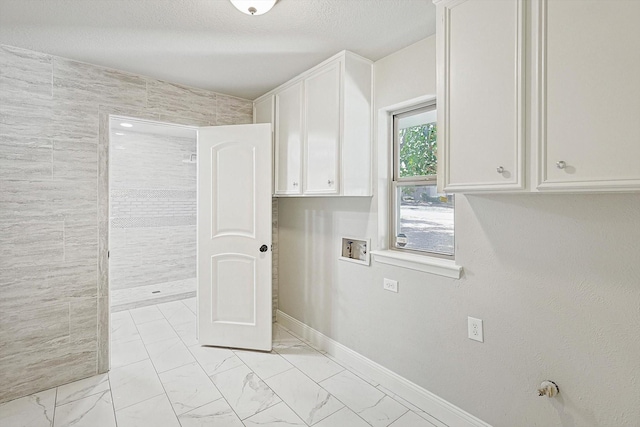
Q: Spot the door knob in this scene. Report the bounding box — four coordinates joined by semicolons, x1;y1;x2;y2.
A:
259;244;268;253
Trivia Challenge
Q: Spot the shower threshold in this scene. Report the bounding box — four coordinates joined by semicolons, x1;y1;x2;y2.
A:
111;277;196;312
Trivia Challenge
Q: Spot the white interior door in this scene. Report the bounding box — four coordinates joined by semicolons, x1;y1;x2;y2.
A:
197;124;272;351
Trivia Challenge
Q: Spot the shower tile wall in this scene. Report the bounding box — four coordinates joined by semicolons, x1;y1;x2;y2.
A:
110;132;197;310
0;44;253;403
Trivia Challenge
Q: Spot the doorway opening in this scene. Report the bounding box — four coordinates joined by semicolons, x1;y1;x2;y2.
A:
108;116;198;313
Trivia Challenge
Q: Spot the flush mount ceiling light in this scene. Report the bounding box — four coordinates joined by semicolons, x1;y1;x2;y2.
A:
230;0;277;16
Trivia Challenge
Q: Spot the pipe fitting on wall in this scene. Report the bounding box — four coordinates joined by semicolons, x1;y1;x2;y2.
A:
538;380;559;398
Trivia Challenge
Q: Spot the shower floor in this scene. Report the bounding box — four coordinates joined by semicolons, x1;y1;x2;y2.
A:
111;277;196;312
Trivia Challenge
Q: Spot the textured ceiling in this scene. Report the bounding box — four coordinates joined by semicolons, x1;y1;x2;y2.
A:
0;0;436;100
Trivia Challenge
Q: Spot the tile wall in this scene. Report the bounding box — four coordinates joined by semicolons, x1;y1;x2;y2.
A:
109;131;197;299
0;44;254;403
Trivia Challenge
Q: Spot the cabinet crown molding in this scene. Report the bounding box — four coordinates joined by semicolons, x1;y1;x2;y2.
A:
253;50;372;103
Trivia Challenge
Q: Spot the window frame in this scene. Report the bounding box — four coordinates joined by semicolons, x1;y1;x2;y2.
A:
389;102;455;260
392;105;439;185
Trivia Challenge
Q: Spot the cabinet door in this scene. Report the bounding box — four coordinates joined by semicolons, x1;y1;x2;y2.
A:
536;0;640;191
254;96;274;194
304;62;340;195
439;0;525;192
274;82;303;195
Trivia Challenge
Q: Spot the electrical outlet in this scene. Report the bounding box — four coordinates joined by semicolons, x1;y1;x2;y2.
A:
383;278;398;293
468;317;484;342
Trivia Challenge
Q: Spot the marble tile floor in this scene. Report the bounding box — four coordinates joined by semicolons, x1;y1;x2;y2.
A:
0;298;447;427
111;278;196;312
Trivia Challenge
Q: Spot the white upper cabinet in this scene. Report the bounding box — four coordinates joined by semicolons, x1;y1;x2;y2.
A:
304;62;340;195
254;95;275;194
534;0;640;191
274;82;303;195
435;0;640;193
437;0;525;192
254;51;373;197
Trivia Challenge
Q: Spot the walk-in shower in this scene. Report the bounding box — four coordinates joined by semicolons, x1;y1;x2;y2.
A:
109;117;197;312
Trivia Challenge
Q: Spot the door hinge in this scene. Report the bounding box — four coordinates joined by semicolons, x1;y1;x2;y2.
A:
108;250;110;258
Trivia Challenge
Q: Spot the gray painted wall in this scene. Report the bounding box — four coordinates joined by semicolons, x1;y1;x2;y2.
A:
0;44;252;403
277;37;640;426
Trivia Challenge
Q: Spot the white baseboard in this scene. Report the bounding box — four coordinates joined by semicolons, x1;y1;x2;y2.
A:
276;310;492;427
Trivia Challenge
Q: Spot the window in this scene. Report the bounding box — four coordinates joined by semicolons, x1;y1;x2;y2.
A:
391;103;454;258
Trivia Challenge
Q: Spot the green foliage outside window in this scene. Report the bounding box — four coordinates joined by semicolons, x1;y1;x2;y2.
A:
398;122;437;178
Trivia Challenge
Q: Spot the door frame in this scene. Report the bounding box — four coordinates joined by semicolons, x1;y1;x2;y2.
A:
98;112;199;373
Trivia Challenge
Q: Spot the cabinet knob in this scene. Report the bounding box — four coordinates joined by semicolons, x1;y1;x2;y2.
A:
556;161;566;170
327;179;334;186
496;166;504;174
293;182;298;187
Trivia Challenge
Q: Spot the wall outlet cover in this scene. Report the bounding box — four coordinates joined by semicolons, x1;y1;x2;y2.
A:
468;317;483;342
383;278;398;293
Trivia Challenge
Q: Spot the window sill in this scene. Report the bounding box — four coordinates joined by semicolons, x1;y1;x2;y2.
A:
370;250;462;279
